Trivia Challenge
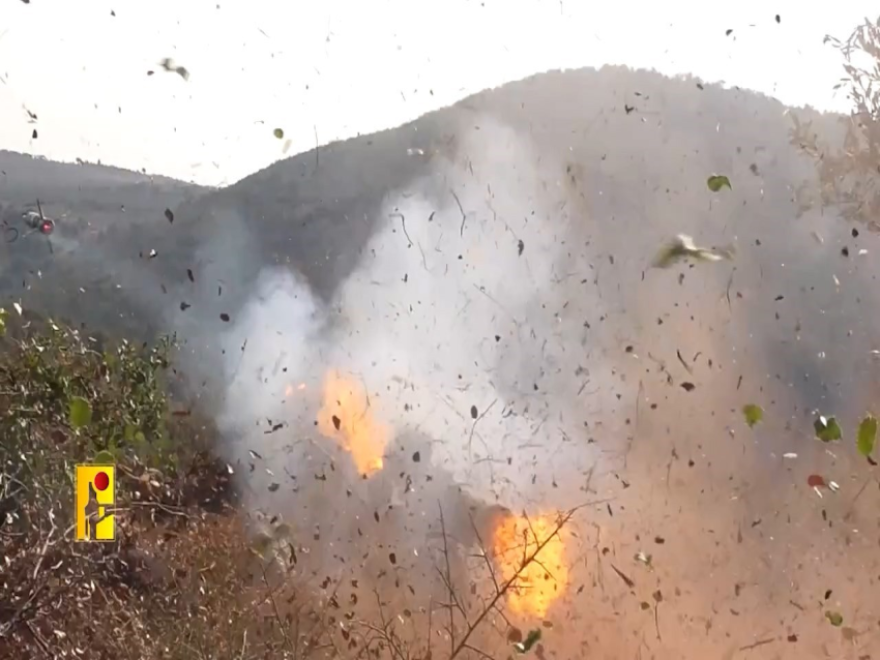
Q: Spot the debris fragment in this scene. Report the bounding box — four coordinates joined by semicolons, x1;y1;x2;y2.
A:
807;474;826;488
856;414;877;457
652;234;734;269
814;415;842;442
825;611;843;627
706;174;732;192
514;628;542;654
159;58;190;80
742;404;763;428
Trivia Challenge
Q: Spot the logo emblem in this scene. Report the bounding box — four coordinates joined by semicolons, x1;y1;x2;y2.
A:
75;464;116;542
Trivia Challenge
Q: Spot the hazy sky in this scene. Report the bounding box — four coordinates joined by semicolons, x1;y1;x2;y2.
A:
0;0;874;186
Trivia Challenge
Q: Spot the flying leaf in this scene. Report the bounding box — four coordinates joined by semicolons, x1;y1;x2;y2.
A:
707;175;732;192
856;414;877;457
807;474;826;488
68;396;93;429
652;234;735;269
814;415;842;442
273;128;284;139
159;58;189;80
514;629;542;654
742;404;764;428
825;611;844;627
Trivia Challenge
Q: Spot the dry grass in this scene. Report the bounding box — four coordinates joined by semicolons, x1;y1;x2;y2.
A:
0;309;573;660
0;310;338;660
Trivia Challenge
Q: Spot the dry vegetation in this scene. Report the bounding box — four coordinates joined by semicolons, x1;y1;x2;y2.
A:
0;308;338;659
0;308;574;660
791;16;880;228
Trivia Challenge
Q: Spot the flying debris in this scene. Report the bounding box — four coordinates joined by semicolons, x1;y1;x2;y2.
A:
4;200;58;253
159;58;190;80
652;234;735;269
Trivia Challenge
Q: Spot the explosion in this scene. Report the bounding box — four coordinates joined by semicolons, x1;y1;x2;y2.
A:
316;370;387;476
491;511;570;619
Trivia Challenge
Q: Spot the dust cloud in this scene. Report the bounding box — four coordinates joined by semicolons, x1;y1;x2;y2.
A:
2;64;879;658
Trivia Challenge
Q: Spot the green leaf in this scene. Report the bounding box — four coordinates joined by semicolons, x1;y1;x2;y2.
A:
0;308;6;336
742;404;764;428
707;175;732;192
68;396;93;429
273;128;284;139
825;611;844;627
514;629;542;654
857;414;877;457
93;450;114;464
652;234;735;269
814;415;842;442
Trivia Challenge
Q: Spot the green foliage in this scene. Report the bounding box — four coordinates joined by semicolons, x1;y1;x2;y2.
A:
0;314;177;538
706;174;732;192
68;396;92;428
742;404;764;428
515;628;543;654
825;611;844;627
856;414;877;457
814;415;842;442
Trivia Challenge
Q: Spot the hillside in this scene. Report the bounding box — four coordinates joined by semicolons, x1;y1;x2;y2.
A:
1;64;878;659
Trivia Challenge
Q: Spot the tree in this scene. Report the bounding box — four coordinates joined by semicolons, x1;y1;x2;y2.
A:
790;16;880;230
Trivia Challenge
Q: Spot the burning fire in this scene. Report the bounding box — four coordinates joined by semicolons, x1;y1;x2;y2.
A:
491;511;569;618
316;371;387;476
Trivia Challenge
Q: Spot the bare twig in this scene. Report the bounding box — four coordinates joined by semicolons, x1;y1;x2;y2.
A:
468;514;500;595
468;399;497;461
438;504;456;656
390;212;413;248
738;637;775;652
258;560;295;657
448;506;579;660
451;190;467;237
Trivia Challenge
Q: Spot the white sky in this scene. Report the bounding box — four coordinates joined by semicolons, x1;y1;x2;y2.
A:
0;0;875;187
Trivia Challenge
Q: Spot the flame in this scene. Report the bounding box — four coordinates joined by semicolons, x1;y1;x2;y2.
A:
316;371;387;476
491;512;569;618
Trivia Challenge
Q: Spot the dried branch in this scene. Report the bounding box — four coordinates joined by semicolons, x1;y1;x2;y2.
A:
447;505;580;660
468;514;500;596
258;559;296;658
438;504;457;656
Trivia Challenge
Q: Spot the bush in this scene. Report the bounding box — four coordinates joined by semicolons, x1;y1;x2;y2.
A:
0;309;570;660
0;310;265;659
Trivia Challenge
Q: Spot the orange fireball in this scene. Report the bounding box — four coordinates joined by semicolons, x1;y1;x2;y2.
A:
316;371;387;476
491;511;569;618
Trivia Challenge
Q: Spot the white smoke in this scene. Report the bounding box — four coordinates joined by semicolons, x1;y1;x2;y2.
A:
211;114;629;520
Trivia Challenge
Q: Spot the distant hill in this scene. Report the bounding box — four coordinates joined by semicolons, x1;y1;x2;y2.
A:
0;65;866;413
